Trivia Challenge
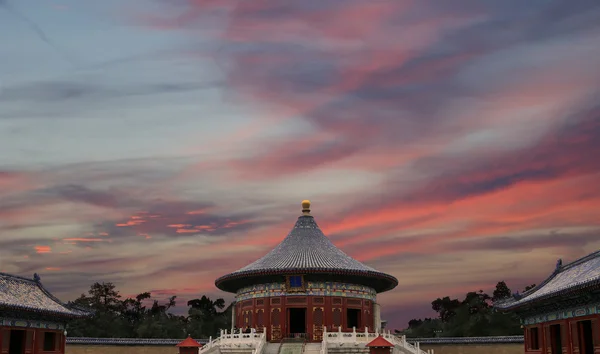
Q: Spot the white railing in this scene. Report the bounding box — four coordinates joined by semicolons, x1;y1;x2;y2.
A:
252;330;267;354
199;335;220;354
322;327;432;354
199;328;266;354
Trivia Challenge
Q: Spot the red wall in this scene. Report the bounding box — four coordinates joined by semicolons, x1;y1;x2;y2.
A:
0;327;65;354
235;295;374;342
523;314;600;354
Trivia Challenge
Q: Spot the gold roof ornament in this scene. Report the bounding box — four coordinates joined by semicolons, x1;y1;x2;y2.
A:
301;200;311;215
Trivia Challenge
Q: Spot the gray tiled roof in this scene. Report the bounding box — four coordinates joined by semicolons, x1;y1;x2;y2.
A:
0;272;89;318
215;215;398;293
496;249;600;310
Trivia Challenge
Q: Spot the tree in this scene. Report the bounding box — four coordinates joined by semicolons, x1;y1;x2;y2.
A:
405;280;523;338
67;282;231;339
187;296;229;338
431;296;461;322
523;284;536;292
492;281;511;302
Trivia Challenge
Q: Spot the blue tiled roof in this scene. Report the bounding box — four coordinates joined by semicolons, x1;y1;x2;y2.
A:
215;215;398;293
0;272;90;318
406;336;524;344
66;337;208;346
496;250;600;310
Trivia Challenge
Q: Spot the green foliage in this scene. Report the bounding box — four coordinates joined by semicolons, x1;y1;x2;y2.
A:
400;281;527;338
67;282;231;339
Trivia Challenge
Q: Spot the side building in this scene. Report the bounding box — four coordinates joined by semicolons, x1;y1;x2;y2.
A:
495;250;600;354
215;200;398;342
0;272;89;354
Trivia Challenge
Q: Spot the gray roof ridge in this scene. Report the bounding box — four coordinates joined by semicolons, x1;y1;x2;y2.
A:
560;249;600;271
495;248;600;309
0;271;89;316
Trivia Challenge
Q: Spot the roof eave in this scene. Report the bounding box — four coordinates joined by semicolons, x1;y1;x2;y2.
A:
495;279;600;312
0;304;90;319
215;268;398;293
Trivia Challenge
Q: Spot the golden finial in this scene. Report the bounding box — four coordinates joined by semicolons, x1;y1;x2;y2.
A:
301;200;311;215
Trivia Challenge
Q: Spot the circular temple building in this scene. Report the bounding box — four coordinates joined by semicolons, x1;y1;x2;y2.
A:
215;201;398;342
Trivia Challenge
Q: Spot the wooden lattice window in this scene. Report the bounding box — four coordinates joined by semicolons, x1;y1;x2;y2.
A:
347;299;362;306
256;299;264;306
242;300;253;307
287;297;307;304
257;309;265;327
271;298;281;305
333;308;342;327
313;297;324;304
313;308;324;326
271;308;281;326
332;298;342;305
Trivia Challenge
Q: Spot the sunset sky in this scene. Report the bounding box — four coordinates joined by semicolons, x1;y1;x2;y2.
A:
1;0;600;330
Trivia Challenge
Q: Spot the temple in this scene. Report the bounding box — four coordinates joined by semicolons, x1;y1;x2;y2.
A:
215;200;398;342
0;272;89;354
495;250;600;354
201;202;430;354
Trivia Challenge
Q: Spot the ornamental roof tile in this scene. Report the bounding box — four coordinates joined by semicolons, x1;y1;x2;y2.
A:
495;249;600;310
215;206;398;293
0;272;90;318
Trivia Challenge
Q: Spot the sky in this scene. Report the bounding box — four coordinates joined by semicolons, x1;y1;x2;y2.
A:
1;0;600;331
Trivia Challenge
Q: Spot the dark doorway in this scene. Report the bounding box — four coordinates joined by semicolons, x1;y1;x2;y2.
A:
347;309;360;329
9;330;25;354
288;308;306;336
549;324;562;354
578;320;594;354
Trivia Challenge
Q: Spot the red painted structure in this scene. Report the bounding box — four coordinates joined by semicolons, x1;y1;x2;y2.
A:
176;335;202;354
0;272;89;354
495;251;600;354
0;328;66;354
216;201;398;342
521;316;600;354
366;335;394;354
234;294;374;342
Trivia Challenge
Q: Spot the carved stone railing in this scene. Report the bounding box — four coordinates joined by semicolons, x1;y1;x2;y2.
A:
199;328;266;354
322;327;432;354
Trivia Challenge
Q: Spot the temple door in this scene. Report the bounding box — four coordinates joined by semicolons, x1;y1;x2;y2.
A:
271;308;281;341
24;329;34;354
256;309;265;332
560;323;568;354
312;307;324;341
1;329;9;354
570;321;580;354
332;308;342;330
591;318;600;353
544;324;552;354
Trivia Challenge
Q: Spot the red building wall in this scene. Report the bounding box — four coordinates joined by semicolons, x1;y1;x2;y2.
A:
235;295;374;342
523;314;600;354
0;327;65;354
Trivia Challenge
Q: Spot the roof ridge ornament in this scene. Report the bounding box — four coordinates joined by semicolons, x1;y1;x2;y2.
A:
33;273;41;282
555;258;562;272
301;200;311;216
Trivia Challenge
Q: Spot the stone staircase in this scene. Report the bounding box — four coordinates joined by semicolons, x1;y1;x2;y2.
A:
303;343;321;354
219;346;255;354
264;342;281;354
326;346;369;354
279;342;304;354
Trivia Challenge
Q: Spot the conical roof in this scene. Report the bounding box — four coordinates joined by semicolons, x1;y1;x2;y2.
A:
215;201;398;293
176;335;202;347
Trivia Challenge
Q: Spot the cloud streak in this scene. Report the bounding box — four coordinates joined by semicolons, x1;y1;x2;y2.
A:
1;0;599;330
